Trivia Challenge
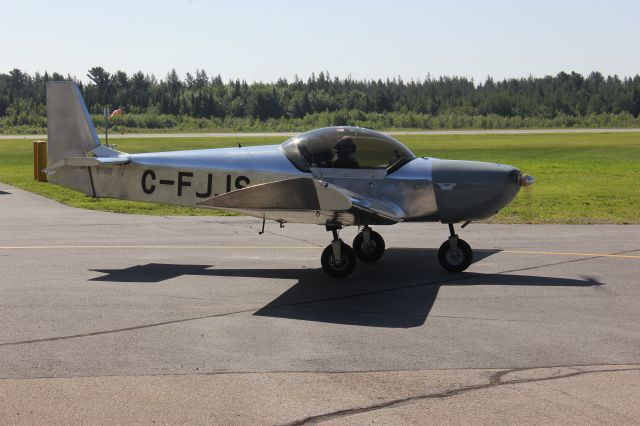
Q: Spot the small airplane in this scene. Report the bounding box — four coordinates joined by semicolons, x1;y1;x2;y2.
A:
45;81;534;277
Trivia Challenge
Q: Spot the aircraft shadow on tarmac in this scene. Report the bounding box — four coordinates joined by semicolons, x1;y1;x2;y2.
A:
90;248;602;328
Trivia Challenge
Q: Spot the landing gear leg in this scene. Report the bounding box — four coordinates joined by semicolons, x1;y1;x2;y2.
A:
353;226;386;262
321;226;357;277
438;223;473;272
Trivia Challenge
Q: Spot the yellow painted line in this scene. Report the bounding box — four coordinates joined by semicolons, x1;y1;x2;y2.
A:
0;245;321;250
502;250;640;259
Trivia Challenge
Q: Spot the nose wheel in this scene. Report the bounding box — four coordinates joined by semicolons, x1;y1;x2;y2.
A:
352;226;385;262
438;224;473;272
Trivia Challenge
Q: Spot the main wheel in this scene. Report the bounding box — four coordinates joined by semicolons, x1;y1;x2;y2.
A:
438;239;473;272
352;230;385;263
321;242;357;277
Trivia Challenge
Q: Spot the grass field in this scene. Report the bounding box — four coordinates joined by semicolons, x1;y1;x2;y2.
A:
1;132;639;223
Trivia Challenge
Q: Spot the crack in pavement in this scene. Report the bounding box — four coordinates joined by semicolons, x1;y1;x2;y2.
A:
286;366;640;425
2;363;637;381
1;363;637;381
0;308;256;347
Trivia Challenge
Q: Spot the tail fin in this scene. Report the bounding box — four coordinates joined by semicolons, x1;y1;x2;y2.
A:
45;81;123;195
46;81;101;166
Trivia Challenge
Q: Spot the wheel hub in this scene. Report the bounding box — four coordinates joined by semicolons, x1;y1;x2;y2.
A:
361;241;376;253
446;249;464;266
330;255;348;270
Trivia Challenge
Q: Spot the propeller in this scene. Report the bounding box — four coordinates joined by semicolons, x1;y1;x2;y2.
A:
518;174;535;187
518;173;535;197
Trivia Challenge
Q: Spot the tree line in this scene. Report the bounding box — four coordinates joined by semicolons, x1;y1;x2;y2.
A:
1;67;640;133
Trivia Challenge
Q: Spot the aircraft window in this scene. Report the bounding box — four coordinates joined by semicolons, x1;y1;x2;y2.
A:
281;127;415;172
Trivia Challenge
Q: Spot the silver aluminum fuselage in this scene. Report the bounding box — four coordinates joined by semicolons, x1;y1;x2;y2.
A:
89;143;521;225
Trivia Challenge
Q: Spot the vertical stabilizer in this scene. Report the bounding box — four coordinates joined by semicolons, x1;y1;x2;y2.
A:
46;81;100;165
45;81;100;195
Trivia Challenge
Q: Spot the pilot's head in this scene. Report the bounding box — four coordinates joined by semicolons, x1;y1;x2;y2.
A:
335;136;356;158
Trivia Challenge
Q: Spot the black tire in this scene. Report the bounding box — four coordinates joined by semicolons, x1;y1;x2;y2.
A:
438;239;473;272
353;230;386;263
321;242;357;277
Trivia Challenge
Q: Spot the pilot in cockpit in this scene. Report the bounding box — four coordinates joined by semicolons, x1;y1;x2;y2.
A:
333;136;359;168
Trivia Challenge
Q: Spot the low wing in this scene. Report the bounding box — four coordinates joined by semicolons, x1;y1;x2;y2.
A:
348;195;405;225
198;177;349;211
197;177;405;225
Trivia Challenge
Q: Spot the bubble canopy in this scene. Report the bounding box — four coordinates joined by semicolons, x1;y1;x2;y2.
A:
281;127;415;172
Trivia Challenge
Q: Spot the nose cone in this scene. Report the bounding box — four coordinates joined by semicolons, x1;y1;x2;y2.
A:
432;159;522;222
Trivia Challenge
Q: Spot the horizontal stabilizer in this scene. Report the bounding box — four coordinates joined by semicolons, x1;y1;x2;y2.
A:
197;177;352;211
60;156;130;167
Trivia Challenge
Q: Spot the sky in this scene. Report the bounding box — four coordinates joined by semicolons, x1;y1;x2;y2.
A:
2;0;638;84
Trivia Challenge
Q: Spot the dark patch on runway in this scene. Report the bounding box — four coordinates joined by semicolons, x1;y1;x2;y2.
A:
0;190;10;195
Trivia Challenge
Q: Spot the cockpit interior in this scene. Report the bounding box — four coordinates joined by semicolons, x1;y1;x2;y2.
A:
281;127;415;173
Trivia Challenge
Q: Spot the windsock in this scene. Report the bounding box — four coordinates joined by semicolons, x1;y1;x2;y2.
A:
109;107;124;120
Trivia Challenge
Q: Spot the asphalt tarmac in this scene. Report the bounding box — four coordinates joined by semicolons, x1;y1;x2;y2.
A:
1;185;639;424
